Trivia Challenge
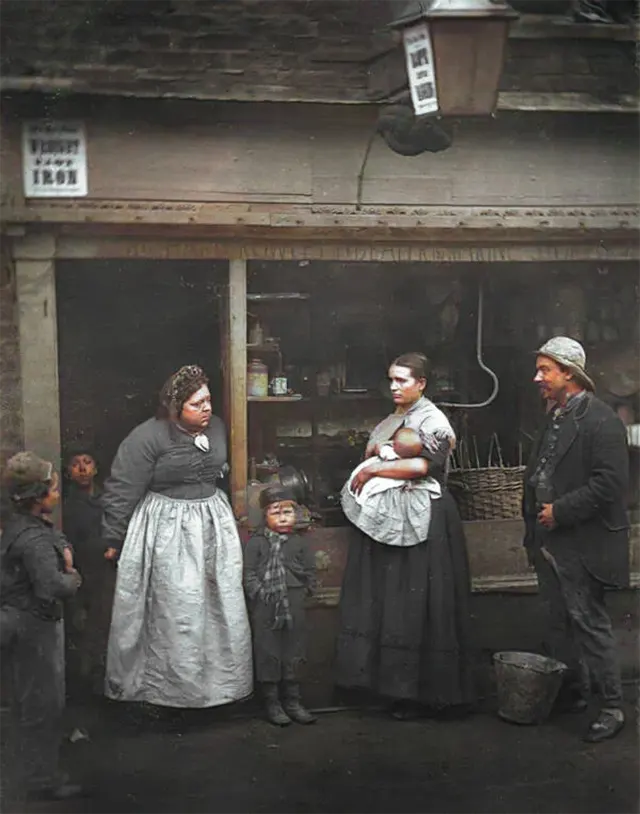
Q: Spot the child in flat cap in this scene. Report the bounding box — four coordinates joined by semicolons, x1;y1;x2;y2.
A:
243;483;317;726
1;452;84;801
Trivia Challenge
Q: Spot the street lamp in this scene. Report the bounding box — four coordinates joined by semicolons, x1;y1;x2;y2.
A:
390;0;518;117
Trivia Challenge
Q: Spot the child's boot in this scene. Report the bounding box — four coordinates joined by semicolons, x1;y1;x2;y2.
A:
262;682;292;726
282;681;317;725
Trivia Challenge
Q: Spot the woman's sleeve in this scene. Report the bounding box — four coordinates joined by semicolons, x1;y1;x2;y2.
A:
418;423;453;471
364;439;377;459
102;423;158;552
210;415;230;478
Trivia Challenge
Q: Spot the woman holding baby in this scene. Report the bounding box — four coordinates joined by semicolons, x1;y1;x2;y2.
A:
335;352;475;720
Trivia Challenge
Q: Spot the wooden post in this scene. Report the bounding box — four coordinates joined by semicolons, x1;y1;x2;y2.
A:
227;259;248;518
13;233;61;472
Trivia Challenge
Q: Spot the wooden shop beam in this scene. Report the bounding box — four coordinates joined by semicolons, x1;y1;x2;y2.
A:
3;201;638;233
50;235;639;264
227;258;248;519
497;91;639;113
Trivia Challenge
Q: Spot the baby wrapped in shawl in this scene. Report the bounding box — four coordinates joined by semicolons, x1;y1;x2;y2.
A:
342;426;442;547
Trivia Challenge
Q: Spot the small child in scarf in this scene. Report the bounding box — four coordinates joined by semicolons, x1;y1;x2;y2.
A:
243;484;317;726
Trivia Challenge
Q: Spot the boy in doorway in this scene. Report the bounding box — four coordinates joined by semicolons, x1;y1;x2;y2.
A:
243;484;317;726
62;446;111;697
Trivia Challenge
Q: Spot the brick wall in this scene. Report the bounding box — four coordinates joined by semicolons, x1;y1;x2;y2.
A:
0;246;23;472
0;0;636;102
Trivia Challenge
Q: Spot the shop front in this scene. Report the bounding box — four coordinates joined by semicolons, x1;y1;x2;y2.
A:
2;95;639;701
6;233;639;597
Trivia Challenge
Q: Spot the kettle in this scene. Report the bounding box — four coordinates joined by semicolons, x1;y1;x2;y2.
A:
266;465;310;505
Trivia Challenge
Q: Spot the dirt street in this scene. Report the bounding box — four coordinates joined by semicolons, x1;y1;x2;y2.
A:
3;692;638;814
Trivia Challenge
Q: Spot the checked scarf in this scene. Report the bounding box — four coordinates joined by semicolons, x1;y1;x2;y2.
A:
261;528;293;630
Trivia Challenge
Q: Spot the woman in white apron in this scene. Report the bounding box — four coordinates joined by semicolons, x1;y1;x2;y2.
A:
103;365;252;709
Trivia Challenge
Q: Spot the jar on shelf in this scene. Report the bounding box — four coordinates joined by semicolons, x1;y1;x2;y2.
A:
270;375;288;396
247;358;269;397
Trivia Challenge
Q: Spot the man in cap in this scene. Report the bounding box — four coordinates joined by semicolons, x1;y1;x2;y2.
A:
523;336;630;742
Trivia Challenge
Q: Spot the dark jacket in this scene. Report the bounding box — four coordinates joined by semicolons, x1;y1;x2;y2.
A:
523;393;630;587
63;484;104;575
243;531;316;602
1;513;81;620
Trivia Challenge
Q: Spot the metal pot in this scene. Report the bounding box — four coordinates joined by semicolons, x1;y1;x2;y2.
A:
267;465;310;504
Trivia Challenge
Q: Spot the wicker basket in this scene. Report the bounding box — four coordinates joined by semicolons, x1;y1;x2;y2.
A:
448;466;526;521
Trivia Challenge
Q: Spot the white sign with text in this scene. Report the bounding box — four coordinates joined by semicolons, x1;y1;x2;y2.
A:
403;23;439;117
22;120;88;197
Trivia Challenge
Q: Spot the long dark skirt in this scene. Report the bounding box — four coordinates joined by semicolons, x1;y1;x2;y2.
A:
249;587;307;682
7;614;65;792
334;491;475;708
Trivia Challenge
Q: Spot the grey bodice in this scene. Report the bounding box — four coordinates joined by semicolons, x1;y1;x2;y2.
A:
102;416;229;548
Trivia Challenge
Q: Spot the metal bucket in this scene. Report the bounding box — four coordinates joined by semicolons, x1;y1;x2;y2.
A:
493;651;567;725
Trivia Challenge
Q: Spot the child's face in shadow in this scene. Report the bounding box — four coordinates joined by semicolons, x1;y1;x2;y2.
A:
265;500;296;534
68;454;97;488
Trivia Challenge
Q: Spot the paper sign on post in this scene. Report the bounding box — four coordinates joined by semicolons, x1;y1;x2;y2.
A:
402;23;439;117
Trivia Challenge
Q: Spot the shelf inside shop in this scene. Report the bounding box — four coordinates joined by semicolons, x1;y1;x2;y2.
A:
248;396;304;402
248;392;388;403
277;438;364;450
247;293;310;301
322;392;388;401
